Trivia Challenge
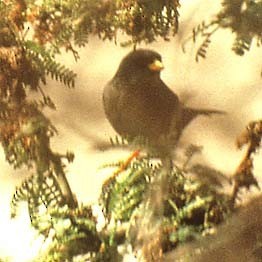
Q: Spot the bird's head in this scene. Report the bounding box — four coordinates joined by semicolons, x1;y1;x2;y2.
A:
115;49;164;81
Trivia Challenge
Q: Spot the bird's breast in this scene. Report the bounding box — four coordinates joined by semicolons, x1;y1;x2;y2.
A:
104;81;176;140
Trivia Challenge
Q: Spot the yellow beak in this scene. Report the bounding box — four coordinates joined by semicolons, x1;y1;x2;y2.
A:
148;59;164;72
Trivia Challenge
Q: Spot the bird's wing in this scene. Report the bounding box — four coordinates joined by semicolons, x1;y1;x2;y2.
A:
103;79;153;137
103;80;124;134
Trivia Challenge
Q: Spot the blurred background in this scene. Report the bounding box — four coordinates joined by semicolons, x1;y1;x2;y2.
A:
0;0;261;260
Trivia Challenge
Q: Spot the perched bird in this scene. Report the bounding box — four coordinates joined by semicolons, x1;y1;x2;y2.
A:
103;49;224;156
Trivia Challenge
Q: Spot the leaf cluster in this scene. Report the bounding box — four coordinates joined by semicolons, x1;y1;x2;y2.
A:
0;0;79;210
183;0;262;63
2;0;180;50
11;169;100;261
99;156;232;259
36;205;101;262
232;120;262;200
11;171;64;227
10;134;261;261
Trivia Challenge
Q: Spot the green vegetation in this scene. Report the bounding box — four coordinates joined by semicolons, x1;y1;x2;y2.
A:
0;0;261;261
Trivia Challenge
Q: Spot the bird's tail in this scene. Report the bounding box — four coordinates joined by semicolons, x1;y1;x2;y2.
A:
181;107;226;130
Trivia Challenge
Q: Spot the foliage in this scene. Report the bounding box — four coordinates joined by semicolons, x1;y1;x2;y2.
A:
98;153;233;261
0;0;261;261
26;127;261;261
11;171;64;227
232;120;262;200
0;0;180;50
9;122;260;262
35;205;101;262
10;149;233;261
0;0;79;209
183;0;262;65
0;0;181;211
0;0;180;261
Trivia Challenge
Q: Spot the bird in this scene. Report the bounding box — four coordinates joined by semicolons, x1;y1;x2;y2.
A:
103;49;224;157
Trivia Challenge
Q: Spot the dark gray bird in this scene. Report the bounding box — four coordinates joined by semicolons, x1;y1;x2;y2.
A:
103;49;224;156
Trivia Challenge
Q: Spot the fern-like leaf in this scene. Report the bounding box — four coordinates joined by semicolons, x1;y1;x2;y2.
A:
100;157;153;222
23;41;77;88
232;35;252;56
195;36;211;62
11;171;64;227
44;59;77;88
